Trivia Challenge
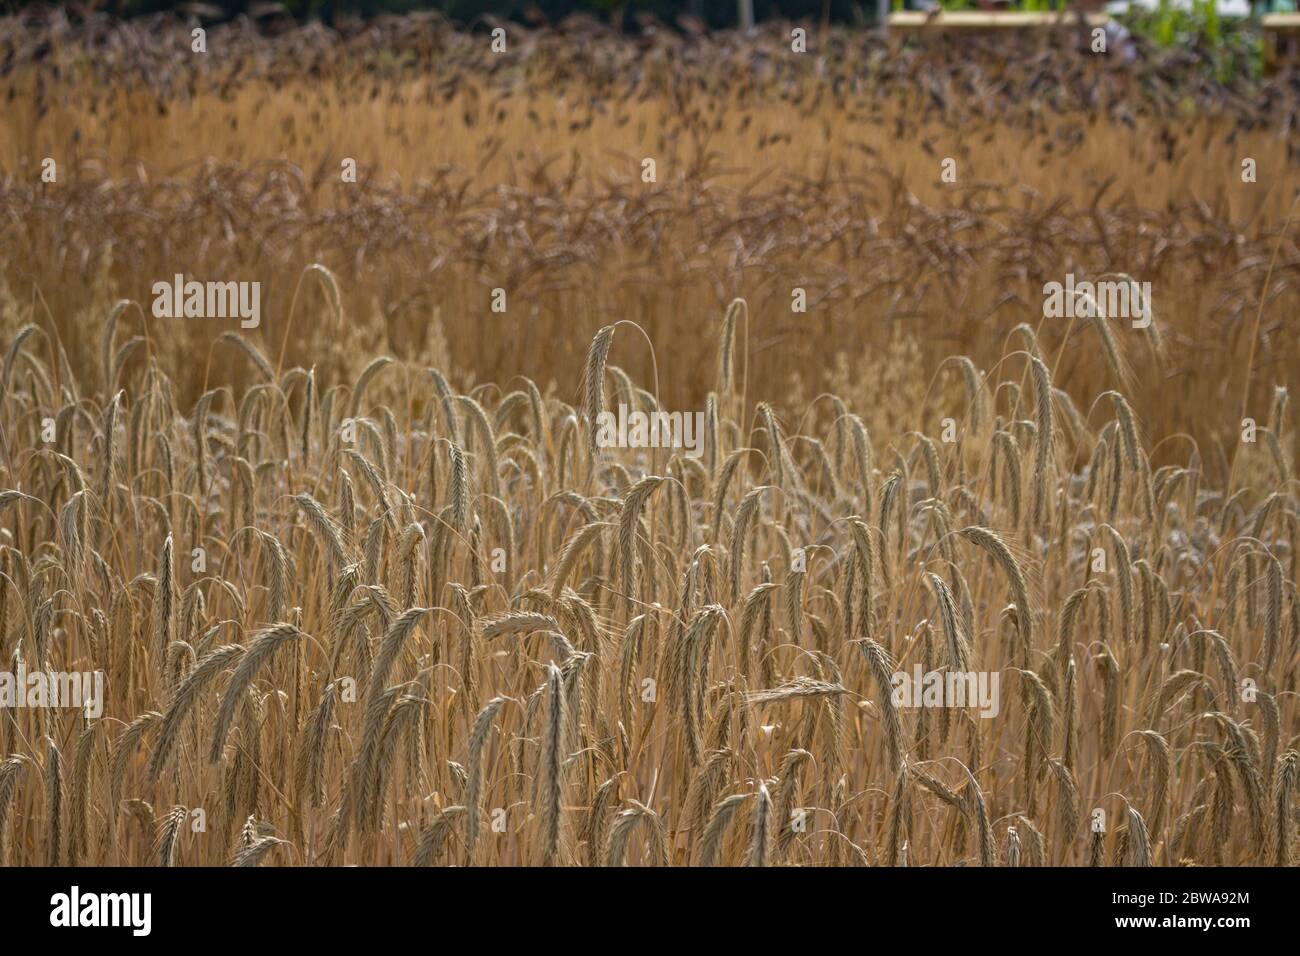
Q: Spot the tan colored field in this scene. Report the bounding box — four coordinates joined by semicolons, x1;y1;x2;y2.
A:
0;12;1297;866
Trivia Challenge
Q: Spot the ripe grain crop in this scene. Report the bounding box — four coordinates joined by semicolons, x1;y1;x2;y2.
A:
0;10;1296;867
0;299;1295;866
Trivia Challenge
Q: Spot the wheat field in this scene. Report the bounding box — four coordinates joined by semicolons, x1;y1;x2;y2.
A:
0;10;1297;868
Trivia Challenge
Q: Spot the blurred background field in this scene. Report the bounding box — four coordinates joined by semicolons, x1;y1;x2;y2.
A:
1;5;1297;477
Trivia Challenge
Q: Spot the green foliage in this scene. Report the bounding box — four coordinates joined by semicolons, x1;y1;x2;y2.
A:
1122;0;1264;80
